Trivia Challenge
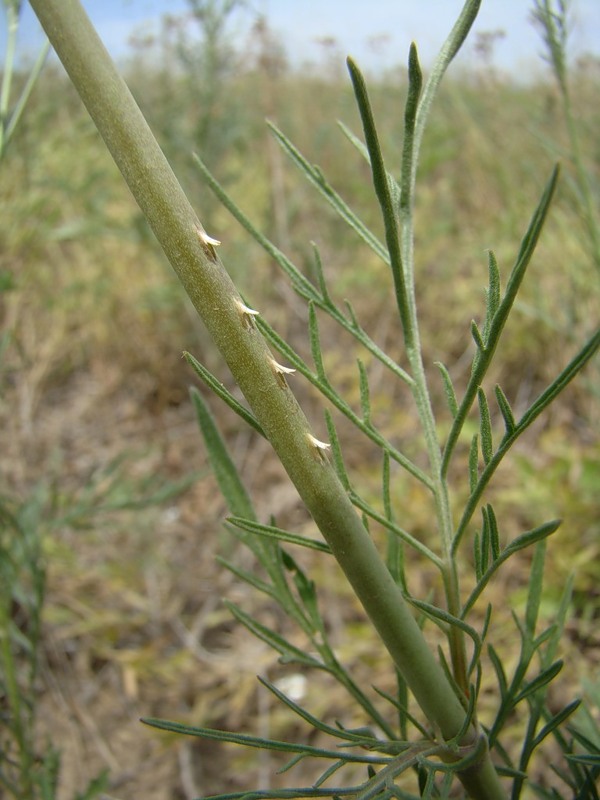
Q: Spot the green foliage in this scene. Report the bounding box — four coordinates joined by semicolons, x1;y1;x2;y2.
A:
16;0;600;796
0;486;109;799
151;5;598;797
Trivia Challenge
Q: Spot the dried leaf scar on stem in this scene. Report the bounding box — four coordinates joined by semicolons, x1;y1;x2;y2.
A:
234;299;260;330
268;357;296;389
307;433;331;462
195;224;221;261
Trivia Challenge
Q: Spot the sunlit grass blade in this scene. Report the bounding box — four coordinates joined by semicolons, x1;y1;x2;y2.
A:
185;352;265;437
227;516;332;554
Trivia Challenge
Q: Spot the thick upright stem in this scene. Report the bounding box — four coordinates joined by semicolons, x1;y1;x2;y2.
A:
30;1;506;795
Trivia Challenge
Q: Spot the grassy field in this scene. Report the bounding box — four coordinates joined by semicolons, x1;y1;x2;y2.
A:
1;9;599;798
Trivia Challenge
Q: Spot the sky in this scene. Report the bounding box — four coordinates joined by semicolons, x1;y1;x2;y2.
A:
6;0;600;77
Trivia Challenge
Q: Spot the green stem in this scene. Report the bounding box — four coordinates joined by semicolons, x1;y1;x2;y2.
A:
29;1;506;795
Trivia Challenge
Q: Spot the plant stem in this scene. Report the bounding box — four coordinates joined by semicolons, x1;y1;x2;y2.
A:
30;0;506;794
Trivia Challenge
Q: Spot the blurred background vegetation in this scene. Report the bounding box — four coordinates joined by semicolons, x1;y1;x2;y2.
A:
0;1;598;796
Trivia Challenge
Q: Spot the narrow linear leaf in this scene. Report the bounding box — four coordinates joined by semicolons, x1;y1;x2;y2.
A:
216;554;275;598
337;120;370;164
473;531;483;581
350;491;442;567
357;359;371;426
442;166;560;476
516;327;600;435
346;57;411;337
461;519;560;615
407;597;482;655
382;450;392;521
525;539;547;636
311;243;332;307
494;384;515;436
224;600;322;668
323;411;350;492
193;153;323;303
486;504;501;561
308;301;327;383
515;660;563;704
227;517;332;554
141;717;387;764
471;320;485;353
194;155;415;390
313;760;347;787
479;508;490;574
565;753;600;766
190;387;256;521
532;699;581;749
259;678;379;745
267;121;389;264
435;361;458;417
477;388;493;464
185;352;265;437
488;644;508;698
482;250;501;340
399;43;423;216
454;329;598;544
468;434;479;492
372;686;429;739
